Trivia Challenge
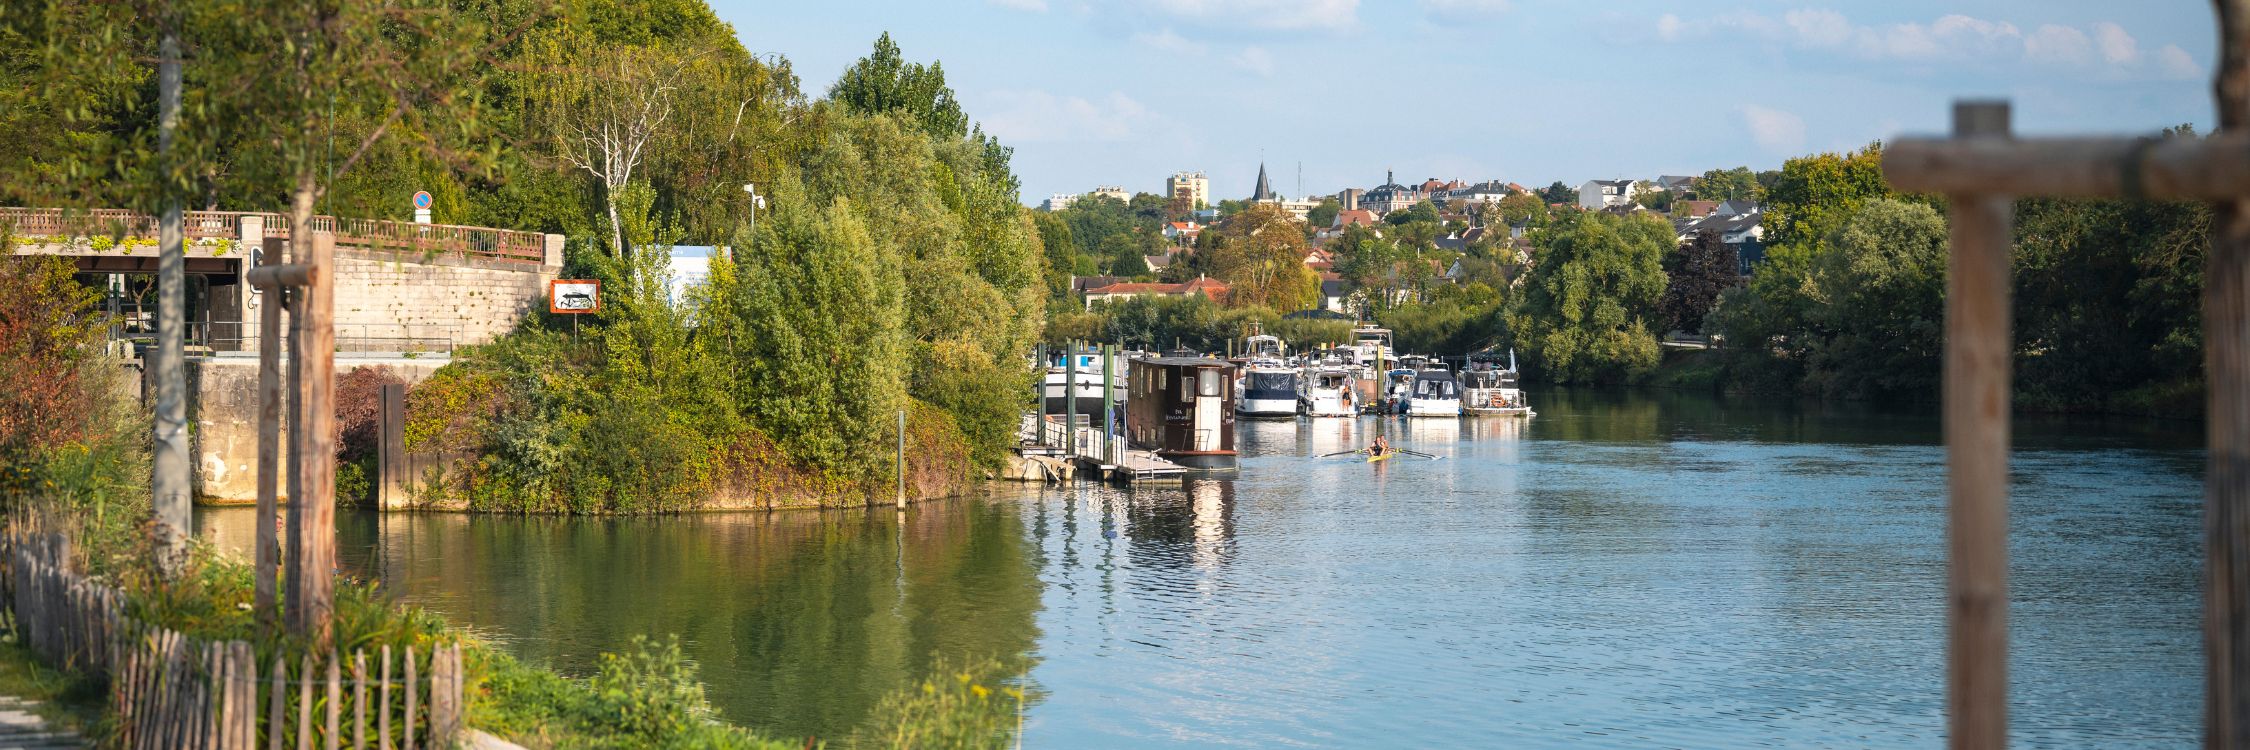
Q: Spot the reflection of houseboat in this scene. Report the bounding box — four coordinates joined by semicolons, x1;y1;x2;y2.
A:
1463;349;1534;417
1405;369;1463;417
1299;367;1358;417
1041;348;1127;417
1127;356;1239;470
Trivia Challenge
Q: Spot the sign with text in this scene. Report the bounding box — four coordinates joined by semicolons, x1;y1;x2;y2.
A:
549;279;600;314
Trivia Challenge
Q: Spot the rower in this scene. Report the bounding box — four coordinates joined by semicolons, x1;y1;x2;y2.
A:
1370;434;1391;458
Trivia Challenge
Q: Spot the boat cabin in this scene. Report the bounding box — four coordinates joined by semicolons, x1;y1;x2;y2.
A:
1126;357;1239;469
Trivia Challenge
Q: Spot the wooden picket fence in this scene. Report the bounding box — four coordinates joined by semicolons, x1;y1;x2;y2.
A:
2;525;463;749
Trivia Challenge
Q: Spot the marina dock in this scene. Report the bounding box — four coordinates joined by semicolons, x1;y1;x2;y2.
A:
1014;413;1188;486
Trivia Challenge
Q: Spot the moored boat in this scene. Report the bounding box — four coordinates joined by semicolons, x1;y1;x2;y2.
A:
1299;366;1359;417
1126;356;1239;470
1236;363;1300;418
1462;349;1534;417
1040;348;1127;417
1405;368;1462;418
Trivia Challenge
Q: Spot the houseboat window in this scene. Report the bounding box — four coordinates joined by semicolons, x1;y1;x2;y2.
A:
1198;369;1222;397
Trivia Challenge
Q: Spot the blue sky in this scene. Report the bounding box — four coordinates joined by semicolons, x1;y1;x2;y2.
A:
710;1;2216;204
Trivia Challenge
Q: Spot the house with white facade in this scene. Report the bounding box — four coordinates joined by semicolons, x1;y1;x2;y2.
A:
1578;179;1638;210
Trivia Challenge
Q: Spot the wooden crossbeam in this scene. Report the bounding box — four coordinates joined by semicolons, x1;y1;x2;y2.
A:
1886;132;2250;200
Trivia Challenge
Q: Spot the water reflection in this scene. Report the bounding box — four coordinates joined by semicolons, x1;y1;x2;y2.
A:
200;499;1044;741
196;388;2205;748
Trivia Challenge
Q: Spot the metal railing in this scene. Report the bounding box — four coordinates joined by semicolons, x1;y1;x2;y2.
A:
109;322;457;358
0;207;547;264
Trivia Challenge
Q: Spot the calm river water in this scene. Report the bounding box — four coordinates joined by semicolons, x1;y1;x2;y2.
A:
199;388;2205;747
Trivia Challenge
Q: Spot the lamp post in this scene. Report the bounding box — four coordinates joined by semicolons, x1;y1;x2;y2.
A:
741;183;766;245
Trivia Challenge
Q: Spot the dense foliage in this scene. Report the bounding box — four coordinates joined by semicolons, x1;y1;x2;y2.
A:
1508;212;1671;384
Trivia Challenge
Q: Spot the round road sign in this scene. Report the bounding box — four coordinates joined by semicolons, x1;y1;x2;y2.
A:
413;191;433;210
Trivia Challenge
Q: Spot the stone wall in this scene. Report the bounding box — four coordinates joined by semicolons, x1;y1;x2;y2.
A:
328;246;561;352
188;356;450;503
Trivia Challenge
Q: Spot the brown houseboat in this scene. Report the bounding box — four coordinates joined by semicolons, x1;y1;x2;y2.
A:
1125;356;1239;470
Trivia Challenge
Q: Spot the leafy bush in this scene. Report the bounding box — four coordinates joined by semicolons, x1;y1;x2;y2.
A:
855;657;1027;750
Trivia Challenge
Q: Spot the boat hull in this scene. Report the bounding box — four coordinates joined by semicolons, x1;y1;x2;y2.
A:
1160;450;1240;470
1235;397;1298;419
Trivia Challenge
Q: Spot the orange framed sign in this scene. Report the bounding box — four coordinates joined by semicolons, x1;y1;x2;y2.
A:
549;279;600;314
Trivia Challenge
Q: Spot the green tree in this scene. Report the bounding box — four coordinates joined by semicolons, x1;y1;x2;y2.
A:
1539;181;1578;206
1696;167;1758;202
829;32;967;140
725;190;908;478
1306;198;1340;228
1206;204;1317;310
1799;199;1949;398
1510;211;1670;383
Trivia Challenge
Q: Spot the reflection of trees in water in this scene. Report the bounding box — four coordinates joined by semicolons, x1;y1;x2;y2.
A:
323;503;1045;743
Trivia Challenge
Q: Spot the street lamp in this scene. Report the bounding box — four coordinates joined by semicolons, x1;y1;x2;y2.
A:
742;183;766;241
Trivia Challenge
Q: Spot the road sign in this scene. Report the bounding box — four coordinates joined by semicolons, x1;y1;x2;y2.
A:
549;279;600;314
412;191;433;209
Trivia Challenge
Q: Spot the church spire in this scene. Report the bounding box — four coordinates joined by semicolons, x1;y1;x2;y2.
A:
1251;162;1275;202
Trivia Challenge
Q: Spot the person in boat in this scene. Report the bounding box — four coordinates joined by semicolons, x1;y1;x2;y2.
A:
1369;434;1391;458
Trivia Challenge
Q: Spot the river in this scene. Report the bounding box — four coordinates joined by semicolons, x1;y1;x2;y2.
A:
198;388;2205;747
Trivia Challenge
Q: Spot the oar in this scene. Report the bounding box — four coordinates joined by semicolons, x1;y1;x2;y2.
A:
1396;449;1441;459
1315;448;1367;458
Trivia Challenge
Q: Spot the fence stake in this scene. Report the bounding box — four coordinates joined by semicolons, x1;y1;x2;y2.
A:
325;651;341;750
353;651;367;750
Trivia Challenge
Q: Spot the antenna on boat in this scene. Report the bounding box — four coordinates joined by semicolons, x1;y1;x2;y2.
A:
1509;348;1518;372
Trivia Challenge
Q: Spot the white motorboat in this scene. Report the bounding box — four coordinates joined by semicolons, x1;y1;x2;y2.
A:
1041;348;1127;417
1299;366;1359;417
1405;368;1463;418
1236;362;1300;418
1462;349;1534;417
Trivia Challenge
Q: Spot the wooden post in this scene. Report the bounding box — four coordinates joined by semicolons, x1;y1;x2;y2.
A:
352;651;366;750
1944;100;2014;750
377;646;391;750
2211;4;2250;745
376;384;406;510
325;652;340;750
257;238;286;630
1102;345;1115;463
1065;342;1078;444
895;409;906;510
287;232;338;650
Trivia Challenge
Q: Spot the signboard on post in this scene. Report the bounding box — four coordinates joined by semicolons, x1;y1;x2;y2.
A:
413;190;433;224
549;279;600;314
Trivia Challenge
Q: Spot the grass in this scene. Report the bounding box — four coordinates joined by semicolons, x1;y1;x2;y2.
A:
0;633;106;740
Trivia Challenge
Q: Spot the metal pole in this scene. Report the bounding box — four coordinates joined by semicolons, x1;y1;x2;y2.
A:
1944;100;2014;750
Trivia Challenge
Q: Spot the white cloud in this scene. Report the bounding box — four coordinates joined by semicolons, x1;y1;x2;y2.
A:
1132;28;1206;55
978;91;1158;143
1420;0;1511;24
1656;13;1684;42
2024;24;2095;66
2092;21;2139;64
2157;44;2203;79
1741;105;1806;153
1658;10;2203;80
988;0;1047;11
1233;46;1276;76
1140;0;1359;33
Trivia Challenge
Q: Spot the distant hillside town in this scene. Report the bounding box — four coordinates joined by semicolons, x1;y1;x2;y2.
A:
1037;163;1769;316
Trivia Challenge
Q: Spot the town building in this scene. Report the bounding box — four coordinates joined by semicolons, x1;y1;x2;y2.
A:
1337;188;1364;212
1578;179;1638;211
1163;221;1202;247
1167;171;1210;209
1362;170;1423;215
1676;201;1766;275
1040;193;1078;212
1090;185;1132;203
1081;276;1232;308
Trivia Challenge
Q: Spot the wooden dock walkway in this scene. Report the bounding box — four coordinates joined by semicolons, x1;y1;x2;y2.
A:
1017;412;1190;486
0;695;82;749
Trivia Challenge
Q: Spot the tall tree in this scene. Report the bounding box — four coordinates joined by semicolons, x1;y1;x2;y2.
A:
1206;204;1316;310
1509;211;1670;383
1657;229;1738;335
542;43;696;261
1697;167;1758;202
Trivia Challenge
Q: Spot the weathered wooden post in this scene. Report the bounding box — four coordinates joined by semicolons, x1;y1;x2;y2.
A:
1065;341;1079;452
1943;100;2014;750
288;232;337;650
378;383;407;510
1102;344;1115;464
2211;3;2250;744
254;237;286;629
896;409;906;510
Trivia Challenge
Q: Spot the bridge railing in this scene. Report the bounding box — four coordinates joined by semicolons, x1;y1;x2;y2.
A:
0;207;548;264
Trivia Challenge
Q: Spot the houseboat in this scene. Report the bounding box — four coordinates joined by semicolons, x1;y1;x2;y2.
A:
1299;366;1359;417
1041;347;1128;417
1462;349;1533;417
1405;368;1463;417
1127;356;1239;470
